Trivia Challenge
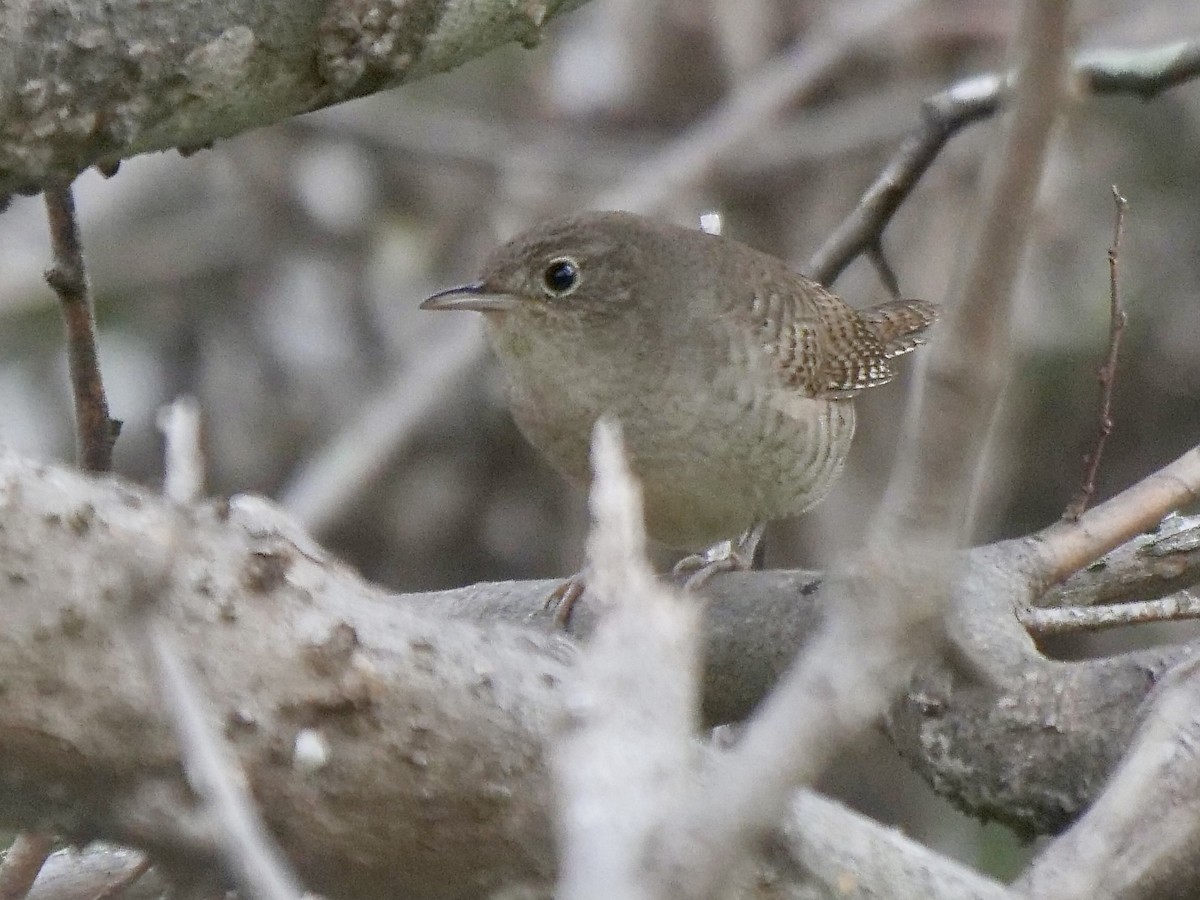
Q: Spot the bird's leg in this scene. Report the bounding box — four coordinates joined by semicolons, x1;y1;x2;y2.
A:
672;521;767;590
545;568;589;629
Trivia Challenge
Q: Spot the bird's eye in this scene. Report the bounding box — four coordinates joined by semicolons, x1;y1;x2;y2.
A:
542;257;580;296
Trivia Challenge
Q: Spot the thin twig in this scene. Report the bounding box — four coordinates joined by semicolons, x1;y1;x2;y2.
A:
136;417;307;900
808;71;1003;285
0;833;55;900
866;240;902;299
4;200;113;900
593;0;919;213
1034;443;1200;586
552;420;700;900
43;183;120;473
1064;187;1128;521
808;40;1200;287
647;3;1072;896
1021;590;1200;636
147;625;307;900
157;397;204;506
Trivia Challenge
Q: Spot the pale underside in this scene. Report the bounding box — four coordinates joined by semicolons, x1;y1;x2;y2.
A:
489;306;857;549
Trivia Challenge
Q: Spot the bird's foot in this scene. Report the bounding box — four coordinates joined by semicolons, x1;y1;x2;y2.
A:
672;522;767;591
544;569;588;629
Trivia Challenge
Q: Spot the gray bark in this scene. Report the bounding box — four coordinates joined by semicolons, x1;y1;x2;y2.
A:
1;449;1196;896
0;0;587;198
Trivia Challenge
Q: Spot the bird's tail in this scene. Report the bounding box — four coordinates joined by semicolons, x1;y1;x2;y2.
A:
860;299;939;359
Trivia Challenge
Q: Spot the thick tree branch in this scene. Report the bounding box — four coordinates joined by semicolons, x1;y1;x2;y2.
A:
1037;514;1200;610
1018;656;1200;898
0;0;587;199
0;449;570;900
782;792;1012;900
0;444;1196;895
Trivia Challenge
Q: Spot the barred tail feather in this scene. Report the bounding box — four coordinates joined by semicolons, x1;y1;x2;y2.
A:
861;299;939;358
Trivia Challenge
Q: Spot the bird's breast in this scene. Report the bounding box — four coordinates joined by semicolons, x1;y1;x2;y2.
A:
485;311;857;548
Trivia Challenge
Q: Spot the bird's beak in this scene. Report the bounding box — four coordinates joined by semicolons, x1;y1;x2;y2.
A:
420;281;521;312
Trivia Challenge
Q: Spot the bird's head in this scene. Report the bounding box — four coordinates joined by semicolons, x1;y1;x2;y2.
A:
420;211;662;325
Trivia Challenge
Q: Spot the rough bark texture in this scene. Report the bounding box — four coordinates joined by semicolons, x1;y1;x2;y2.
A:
0;0;587;198
1;449;1196;898
0;450;571;899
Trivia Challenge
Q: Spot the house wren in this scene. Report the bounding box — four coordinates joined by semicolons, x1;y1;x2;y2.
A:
422;210;936;553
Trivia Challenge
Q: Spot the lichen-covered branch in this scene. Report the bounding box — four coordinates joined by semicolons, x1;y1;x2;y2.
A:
0;0;587;200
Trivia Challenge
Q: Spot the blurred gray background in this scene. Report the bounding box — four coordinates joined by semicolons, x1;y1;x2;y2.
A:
2;0;1199;881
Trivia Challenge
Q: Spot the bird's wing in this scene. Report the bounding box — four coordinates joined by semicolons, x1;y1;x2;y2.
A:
751;272;899;400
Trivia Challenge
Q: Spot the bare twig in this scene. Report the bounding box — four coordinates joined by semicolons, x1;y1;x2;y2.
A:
138;414;307;900
808;70;1003;285
893;0;1070;538
807;40;1200;287
1034;444;1200;587
1064;187;1128;521
594;0;919;213
1021;590;1200;636
642;4;1073;897
280;324;483;535
147;625;307;900
43;183;120;473
0;833;55;900
866;240;902;299
9;183;127;900
552;420;700;900
157;397;205;506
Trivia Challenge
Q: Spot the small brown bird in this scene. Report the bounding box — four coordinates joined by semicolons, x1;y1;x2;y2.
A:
422;211;936;569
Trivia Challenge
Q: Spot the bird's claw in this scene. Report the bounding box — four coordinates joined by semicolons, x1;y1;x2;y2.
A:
545;573;587;628
673;543;753;591
672;522;767;590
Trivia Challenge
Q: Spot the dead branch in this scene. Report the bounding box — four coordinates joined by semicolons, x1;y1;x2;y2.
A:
1064;187;1129;521
1021;591;1200;636
43;184;119;473
806;40;1200;287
